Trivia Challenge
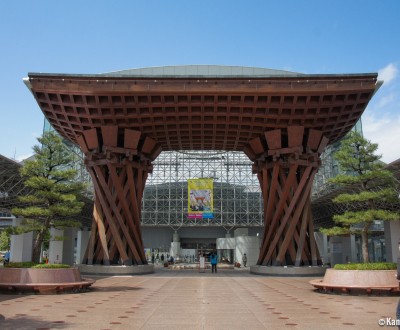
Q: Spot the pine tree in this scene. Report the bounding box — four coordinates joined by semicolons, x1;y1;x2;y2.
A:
12;131;86;263
0;229;10;251
320;131;399;262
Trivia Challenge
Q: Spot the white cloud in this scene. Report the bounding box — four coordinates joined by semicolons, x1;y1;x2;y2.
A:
378;63;398;84
377;92;396;108
362;112;400;164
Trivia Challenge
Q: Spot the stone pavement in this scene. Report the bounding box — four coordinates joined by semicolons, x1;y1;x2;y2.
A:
0;266;398;329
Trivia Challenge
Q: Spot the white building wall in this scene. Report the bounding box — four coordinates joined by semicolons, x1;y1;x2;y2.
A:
10;231;33;262
10;218;33;262
384;220;400;262
76;229;90;264
49;228;64;264
61;227;78;265
234;236;260;267
216;237;235;249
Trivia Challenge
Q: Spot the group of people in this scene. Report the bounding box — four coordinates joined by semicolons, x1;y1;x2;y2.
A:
208;252;248;273
151;253;170;264
148;251;248;270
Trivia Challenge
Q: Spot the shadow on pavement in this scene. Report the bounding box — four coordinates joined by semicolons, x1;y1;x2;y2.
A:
91;286;143;292
0;315;69;330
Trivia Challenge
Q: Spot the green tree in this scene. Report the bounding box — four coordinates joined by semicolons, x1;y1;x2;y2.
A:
12;131;85;263
0;229;10;251
320;131;400;262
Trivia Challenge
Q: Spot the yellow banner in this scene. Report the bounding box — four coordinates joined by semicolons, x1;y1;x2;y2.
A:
188;178;213;218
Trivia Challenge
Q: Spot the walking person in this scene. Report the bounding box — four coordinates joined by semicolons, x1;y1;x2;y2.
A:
4;251;10;265
242;253;247;267
210;251;218;273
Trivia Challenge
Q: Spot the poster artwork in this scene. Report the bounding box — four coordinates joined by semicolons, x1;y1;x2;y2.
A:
188;178;214;219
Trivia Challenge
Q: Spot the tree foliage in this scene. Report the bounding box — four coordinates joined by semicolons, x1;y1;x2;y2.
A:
0;230;10;251
11;131;86;262
320;131;400;262
334;262;396;270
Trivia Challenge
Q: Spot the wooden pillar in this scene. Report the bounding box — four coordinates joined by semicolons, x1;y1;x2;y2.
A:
245;126;329;266
77;126;161;266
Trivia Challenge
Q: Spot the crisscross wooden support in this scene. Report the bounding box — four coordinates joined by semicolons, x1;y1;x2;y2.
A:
76;126;161;265
244;126;329;266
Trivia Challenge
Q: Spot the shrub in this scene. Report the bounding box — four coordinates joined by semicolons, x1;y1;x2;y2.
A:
5;262;70;269
5;262;37;268
334;262;396;270
33;263;70;269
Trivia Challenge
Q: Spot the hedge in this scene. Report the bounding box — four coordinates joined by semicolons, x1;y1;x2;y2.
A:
5;262;70;269
333;262;396;270
33;263;70;269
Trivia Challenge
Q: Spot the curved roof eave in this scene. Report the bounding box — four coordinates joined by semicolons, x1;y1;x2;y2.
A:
103;65;304;78
25;65;380;81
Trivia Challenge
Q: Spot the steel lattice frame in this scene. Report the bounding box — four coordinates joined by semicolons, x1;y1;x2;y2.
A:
0;155;30;214
142;150;263;228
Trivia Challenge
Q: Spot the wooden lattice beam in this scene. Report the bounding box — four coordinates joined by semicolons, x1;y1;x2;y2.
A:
247;126;326;266
78;126;160;266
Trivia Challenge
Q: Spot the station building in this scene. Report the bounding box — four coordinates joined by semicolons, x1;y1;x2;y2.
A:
2;65;399;269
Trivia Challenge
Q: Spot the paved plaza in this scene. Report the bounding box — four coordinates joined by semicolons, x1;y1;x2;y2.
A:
0;267;398;329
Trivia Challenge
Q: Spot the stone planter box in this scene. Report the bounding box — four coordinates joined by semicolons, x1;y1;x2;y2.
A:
310;268;399;294
0;267;95;294
78;264;154;275
250;265;327;276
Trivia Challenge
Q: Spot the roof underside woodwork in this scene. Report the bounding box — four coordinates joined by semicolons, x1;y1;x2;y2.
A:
27;72;379;152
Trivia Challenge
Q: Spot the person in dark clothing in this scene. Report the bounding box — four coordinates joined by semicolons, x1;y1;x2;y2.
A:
242;253;247;267
210;252;218;273
4;251;10;265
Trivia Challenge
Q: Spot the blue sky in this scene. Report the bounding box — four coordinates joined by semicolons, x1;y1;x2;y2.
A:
1;1;399;163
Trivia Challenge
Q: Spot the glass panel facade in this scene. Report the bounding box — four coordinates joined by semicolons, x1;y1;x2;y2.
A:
142;151;263;227
312;120;363;199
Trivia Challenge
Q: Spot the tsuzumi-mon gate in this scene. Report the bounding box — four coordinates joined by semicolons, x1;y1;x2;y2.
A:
25;65;380;275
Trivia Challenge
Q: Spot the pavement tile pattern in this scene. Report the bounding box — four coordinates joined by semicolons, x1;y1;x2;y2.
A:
0;267;398;329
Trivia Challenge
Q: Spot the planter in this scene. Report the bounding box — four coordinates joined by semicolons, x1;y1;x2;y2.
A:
0;267;95;294
310;268;399;294
78;264;154;275
250;265;327;276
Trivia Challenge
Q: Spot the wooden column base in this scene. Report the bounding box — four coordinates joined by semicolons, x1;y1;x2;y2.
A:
254;157;320;266
76;126;161;266
244;126;328;266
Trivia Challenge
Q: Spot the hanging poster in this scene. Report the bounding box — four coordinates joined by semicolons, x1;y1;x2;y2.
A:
188;178;214;219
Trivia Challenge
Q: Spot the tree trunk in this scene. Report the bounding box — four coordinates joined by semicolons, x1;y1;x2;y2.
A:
361;231;369;262
32;230;45;263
